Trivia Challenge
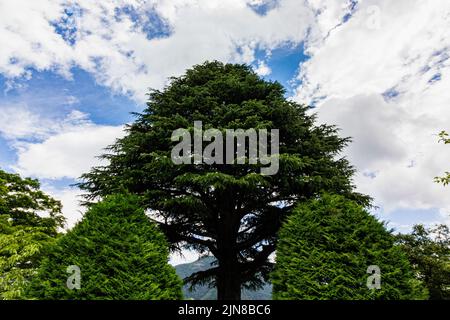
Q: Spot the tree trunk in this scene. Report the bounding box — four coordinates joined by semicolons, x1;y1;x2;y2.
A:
217;257;241;300
216;205;241;300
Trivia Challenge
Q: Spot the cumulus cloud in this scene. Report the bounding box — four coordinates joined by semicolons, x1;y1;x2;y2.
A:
318;95;450;215
0;103;124;179
297;0;450;103
294;0;450;226
42;185;85;229
0;0;72;78
0;105;89;140
0;104;48;139
14;124;125;179
0;0;316;102
254;60;271;76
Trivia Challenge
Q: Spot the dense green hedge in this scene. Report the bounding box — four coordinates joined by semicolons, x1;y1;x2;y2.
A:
272;194;428;300
25;194;183;300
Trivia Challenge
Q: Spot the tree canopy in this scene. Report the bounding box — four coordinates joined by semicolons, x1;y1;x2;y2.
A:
78;61;370;300
397;224;450;300
25;194;183;300
0;216;57;299
0;169;63;299
272;194;427;300
0;169;63;230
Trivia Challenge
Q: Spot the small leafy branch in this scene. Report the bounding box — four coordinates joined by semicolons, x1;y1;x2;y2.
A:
438;130;450;144
435;131;450;186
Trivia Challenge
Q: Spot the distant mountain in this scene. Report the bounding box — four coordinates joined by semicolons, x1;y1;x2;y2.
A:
175;256;272;300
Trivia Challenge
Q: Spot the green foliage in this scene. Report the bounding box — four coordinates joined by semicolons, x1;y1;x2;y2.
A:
25;194;183;300
397;224;450;300
0;216;56;299
78;61;369;299
435;131;450;186
437;130;450;144
272;194;427;300
0;169;63;229
0;169;63;299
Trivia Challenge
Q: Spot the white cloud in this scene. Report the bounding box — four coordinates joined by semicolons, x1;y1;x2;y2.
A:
43;185;85;229
0;0;72;77
294;0;450;227
0;0;316;102
254;60;271;76
169;250;200;266
0;104;47;139
0;103;124;180
65;95;80;105
319;95;450;213
14;124;125;179
0;104;90;140
297;0;450;103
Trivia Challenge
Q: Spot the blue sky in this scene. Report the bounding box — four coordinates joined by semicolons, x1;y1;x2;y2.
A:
0;69;138;127
254;43;309;96
1;1;450;258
